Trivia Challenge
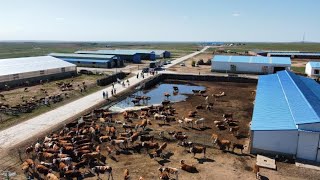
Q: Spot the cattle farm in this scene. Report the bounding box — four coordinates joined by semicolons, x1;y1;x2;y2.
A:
4;79;264;180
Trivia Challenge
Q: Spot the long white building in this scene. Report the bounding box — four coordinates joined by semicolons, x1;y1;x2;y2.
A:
211;55;291;74
0;56;76;89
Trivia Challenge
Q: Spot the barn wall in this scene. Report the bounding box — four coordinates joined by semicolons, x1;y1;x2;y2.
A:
212;61;290;74
251;130;298;155
0;71;76;90
298;123;320;131
305;63;312;76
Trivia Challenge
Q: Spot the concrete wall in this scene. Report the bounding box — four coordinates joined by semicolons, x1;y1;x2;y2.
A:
251;130;298;155
161;73;257;83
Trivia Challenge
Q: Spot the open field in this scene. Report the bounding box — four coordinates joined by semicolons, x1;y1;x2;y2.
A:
206;43;320;53
0;42;200;59
4;79;320;180
0;74;106;130
168;52;212;74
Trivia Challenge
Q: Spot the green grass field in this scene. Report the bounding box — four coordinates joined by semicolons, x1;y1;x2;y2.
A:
0;42;200;59
207;43;320;53
291;66;306;74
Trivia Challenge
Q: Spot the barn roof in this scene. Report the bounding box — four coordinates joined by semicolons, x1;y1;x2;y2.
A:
75;50;138;56
251;70;320;131
308;62;320;68
49;53;116;59
0;56;75;76
212;55;291;65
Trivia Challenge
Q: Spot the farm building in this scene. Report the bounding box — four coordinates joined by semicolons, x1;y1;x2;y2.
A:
75;50;141;63
211;55;291;74
248;50;320;59
305;62;320;77
251;70;320;162
49;53;124;68
0;56;76;89
106;49;171;59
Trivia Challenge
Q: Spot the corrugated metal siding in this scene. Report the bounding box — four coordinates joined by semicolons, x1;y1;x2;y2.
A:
251;73;297;130
309;62;320;68
0;56;75;77
251;70;320;131
212;55;291;65
252;130;298;155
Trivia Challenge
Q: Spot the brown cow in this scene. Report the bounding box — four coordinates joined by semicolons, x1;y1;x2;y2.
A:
190;146;206;158
36;164;50;175
92;166;113;180
47;173;59;180
215;138;231;150
180;160;198;173
124;168;130;180
38;152;54;161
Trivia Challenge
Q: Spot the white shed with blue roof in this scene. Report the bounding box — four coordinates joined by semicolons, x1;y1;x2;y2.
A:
211;55;291;74
305;61;320;77
251;70;320;162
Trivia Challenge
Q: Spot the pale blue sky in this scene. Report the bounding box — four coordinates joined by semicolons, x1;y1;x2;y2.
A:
0;0;319;42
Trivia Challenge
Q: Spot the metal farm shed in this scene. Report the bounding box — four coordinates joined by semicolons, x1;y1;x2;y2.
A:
76;50;141;63
0;56;76;89
251;70;320;162
211;55;291;74
305;62;320;77
49;53;123;68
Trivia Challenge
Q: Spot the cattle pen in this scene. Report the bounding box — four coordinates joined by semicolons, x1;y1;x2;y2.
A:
0;72;262;179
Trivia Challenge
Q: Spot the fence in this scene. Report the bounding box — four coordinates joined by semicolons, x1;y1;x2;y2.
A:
96;72;127;86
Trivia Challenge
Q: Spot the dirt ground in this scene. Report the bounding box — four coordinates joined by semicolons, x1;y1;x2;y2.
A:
0;74;105;130
168;53;213;74
3;80;320;180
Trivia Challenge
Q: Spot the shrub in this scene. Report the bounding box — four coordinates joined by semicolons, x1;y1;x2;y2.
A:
206;59;212;65
191;60;196;67
197;59;204;65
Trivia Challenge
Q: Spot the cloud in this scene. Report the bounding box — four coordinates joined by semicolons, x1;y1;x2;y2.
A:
232;12;240;17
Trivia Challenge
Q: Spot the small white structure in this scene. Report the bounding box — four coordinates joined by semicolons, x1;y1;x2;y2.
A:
0;56;76;89
251;70;320;162
211;55;291;74
305;62;320;77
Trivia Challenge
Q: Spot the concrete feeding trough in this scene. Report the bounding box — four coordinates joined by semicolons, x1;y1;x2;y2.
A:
256;155;277;170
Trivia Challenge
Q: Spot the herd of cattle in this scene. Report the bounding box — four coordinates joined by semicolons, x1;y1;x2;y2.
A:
20;89;246;180
0;80;87;116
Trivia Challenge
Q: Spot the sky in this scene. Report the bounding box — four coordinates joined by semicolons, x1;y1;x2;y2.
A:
0;0;319;42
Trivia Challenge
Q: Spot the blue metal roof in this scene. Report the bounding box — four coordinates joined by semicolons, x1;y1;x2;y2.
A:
76;50;138;56
60;58;110;64
269;52;320;57
49;53;116;59
309;62;320;68
251;70;320;131
213;55;291;65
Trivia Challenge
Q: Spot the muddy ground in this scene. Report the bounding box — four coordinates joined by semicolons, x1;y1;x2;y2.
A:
3;80;320;180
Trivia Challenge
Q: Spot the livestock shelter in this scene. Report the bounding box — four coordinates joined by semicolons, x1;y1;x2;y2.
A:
251;70;320;162
0;56;76;89
305;62;320;77
49;53;124;68
76;50;141;63
211;55;291;74
109;49;171;59
249;50;320;59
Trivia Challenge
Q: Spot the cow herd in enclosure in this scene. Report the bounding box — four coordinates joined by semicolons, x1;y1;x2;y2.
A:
0;80;87;117
20;86;248;179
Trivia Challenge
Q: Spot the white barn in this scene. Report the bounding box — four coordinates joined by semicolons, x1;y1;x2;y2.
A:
305;62;320;77
0;56;76;89
211;55;291;74
251;70;320;162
